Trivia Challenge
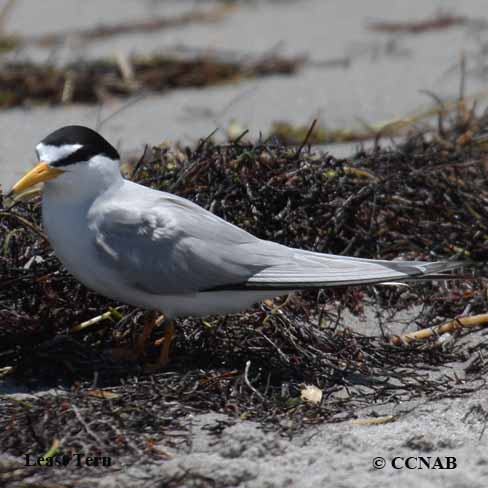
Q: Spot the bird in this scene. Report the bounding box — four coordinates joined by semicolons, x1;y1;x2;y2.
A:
9;125;461;368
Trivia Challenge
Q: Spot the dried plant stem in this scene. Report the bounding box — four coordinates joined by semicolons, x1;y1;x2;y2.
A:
391;313;488;345
244;360;264;402
0;211;47;241
352;415;397;425
70;307;123;333
39;439;61;464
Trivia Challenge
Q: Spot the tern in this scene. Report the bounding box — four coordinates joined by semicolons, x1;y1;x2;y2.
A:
9;126;461;367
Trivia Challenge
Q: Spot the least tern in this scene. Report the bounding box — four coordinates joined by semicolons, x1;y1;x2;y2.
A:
10;126;461;366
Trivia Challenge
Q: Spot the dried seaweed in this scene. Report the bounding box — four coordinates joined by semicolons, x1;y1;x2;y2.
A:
0;53;302;108
1;102;488;482
367;14;471;34
270;91;488;144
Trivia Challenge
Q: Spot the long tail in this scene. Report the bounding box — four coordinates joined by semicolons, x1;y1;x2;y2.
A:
246;249;464;289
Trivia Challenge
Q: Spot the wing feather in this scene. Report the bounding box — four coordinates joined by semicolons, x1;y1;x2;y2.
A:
89;180;461;295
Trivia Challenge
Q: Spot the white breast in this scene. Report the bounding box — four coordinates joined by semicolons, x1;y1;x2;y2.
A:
42;186;290;318
42;191;106;291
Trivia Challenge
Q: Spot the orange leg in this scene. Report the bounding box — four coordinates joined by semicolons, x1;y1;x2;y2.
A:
135;312;165;357
158;319;175;367
112;311;168;365
145;320;175;371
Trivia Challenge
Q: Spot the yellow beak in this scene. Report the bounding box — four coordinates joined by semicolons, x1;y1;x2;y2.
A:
9;162;64;195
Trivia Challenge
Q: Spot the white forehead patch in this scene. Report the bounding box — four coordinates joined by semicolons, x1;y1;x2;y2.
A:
36;142;82;163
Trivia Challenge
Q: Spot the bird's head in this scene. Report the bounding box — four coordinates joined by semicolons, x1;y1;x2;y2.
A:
9;125;122;198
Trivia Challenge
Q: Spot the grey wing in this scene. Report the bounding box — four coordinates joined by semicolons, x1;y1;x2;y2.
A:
89;189;287;294
90;183;461;295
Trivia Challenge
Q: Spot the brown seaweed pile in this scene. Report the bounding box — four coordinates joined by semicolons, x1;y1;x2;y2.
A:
0;53;302;108
1;104;488;484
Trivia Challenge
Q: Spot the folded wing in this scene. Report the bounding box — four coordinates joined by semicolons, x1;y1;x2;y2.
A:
90;185;283;294
244;250;461;289
90;182;461;295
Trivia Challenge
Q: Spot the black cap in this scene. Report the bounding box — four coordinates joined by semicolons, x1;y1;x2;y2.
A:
40;125;120;167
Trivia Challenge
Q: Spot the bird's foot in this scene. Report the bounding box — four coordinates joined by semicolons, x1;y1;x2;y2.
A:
135;312;164;358
144;320;175;372
111;312;172;368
